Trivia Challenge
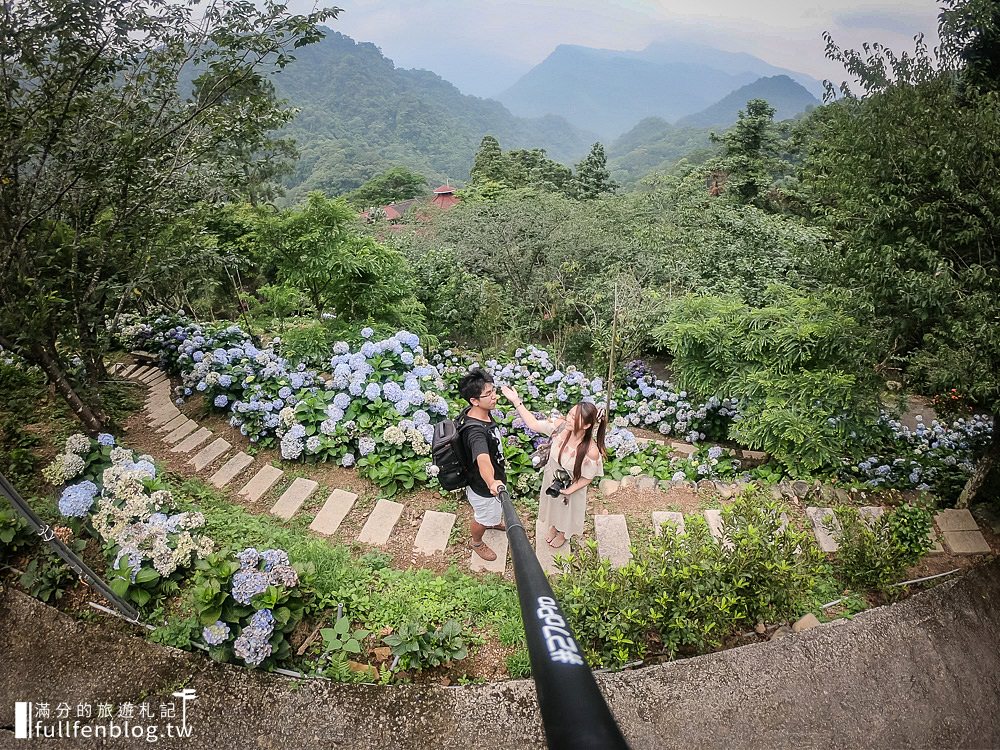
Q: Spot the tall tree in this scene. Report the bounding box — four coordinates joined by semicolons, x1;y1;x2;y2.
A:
571;142;619;199
469;135;505;185
344;166;428;209
800;0;1000;505
708;98;784;207
0;0;337;430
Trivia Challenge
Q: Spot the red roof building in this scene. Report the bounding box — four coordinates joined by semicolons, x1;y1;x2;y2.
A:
431;184;460;210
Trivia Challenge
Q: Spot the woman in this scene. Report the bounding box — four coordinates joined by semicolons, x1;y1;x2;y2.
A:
501;385;607;549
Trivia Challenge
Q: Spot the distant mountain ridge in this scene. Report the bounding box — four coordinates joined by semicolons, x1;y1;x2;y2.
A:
497;41;823;139
677;75;820;127
272;30;596;200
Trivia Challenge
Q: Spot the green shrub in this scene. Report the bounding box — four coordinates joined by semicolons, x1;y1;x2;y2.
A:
554;491;826;668
382;619;470;671
18;542;84;603
0;506;35;559
834;503;934;591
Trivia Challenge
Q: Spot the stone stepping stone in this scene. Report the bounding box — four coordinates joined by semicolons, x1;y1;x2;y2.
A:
270;477;318;520
413;510;457;555
239;465;284;504
469;528;508;574
157;414;189;434
209;452;254;489
534;518;560;575
594;514;632;568
119;364;138;377
171;427;212;454
703;509;733;551
934;508;979;532
652;511;685;536
147;405;179;425
189;438;231;472
163;419;198;444
636;475;658;491
357;499;405;546
309;489;358;535
806;507;841;552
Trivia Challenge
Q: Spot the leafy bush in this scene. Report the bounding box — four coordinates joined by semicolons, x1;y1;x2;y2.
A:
834;503;934;591
382;619;469;671
554;491;825;667
654;289;884;475
19;542;84;603
0;506;35;559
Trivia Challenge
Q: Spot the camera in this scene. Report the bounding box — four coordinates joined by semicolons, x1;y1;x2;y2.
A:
545;469;571;498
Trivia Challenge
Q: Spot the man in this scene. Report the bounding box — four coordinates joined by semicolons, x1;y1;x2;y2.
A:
457;368;507;561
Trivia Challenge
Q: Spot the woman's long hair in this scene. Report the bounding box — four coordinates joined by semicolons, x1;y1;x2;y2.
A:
557;401;608;480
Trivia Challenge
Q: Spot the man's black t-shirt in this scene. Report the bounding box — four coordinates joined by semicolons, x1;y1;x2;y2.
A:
460;413;507;496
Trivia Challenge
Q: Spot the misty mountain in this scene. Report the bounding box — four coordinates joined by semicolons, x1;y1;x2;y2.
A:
677;75;820;128
496;41;823;139
272;30;595;200
606;118;714;186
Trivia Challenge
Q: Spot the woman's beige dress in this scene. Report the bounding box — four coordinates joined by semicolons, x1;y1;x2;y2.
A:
536;420;604;540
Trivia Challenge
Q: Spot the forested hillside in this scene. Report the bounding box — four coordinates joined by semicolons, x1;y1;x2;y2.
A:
273;30;595;200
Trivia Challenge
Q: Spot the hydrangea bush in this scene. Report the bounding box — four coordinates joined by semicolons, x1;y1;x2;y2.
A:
45;434;215;608
192;547;316;669
116;313;993;500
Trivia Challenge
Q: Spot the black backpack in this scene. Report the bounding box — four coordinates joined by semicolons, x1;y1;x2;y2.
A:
431;408;474;491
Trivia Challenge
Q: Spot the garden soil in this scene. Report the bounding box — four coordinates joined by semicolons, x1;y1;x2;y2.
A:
2;558;998;749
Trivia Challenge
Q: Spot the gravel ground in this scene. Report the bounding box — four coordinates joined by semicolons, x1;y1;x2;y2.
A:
1;558;998;750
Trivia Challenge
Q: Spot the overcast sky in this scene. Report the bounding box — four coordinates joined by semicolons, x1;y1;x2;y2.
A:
298;0;944;97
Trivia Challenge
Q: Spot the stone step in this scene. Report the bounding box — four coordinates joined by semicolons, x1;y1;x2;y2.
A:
704;509;732;550
594;514;632;568
163;419;198;444
309;489;358;536
209;452;254;489
189;438;231;472
270;477;319;520
171;427;212;454
147;405;179;426
131;365;152;380
469;528;508;574
157;414;189;434
652;511;685;536
534;518;559;575
413;510;457;556
119;364;139;378
936;509;990;554
145;373;168;386
357;499;405;546
139;368;163;384
934;508;979;532
239;465;284;504
806;507;841;552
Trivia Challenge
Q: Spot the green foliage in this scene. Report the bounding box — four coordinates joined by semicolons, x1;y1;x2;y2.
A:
0;0;336;431
655;289;883;475
0;506;35;559
108;556;180;611
834;504;934;591
343;166;428;209
19;542;85;603
382;619;469;671
606;117;713;186
321;613;371;656
356;455;427;498
256;192;424;328
571;143;619;199
148;616;200;650
555;492;825;667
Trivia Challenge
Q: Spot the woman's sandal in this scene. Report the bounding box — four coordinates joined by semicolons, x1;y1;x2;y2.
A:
548;532;567;549
470;541;497;561
545;526;558;544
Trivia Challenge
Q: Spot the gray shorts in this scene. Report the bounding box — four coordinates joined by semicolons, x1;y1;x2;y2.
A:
465;487;503;526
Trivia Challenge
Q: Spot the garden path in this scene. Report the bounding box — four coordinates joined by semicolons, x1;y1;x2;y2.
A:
113;364;990;579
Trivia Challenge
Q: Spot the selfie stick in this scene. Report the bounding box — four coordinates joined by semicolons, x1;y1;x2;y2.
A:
496;486;631;750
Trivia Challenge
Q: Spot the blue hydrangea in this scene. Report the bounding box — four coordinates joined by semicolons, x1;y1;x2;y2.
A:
59;480;99;517
97;433;115;447
278;386;292;399
360;327;374;339
237;548;260;569
203;620;231;646
357;436;377;456
261;549;289;571
214;394;229;408
219;374;233;388
233;627;273;667
364;383;381;401
341;453;356;467
333;341;350;355
231;569;269;604
333;392;352;410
